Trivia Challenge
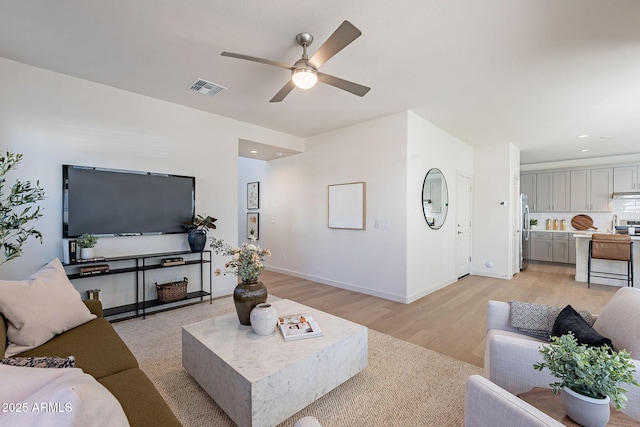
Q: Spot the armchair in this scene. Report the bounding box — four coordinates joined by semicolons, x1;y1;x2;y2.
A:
484;287;640;421
465;375;562;427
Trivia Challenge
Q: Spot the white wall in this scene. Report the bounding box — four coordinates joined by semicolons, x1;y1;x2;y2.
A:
472;142;520;278
260;111;474;303
0;58;304;307
263;112;410;301
406;112;474;301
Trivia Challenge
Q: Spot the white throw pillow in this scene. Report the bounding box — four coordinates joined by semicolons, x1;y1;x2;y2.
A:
0;364;130;427
0;258;96;357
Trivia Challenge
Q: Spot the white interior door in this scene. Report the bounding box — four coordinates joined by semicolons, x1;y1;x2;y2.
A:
456;174;472;278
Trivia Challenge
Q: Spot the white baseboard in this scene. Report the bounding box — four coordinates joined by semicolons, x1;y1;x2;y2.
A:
471;270;511;279
405;277;457;303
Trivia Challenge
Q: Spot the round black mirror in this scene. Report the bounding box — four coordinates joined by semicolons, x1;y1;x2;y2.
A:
422;168;449;229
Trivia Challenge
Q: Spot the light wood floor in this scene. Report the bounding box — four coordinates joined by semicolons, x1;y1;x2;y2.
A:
262;262;620;368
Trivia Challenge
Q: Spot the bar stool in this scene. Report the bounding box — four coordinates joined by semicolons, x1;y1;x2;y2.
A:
588;233;633;288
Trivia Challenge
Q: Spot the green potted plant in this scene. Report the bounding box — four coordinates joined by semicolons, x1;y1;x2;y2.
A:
76;233;98;260
183;214;217;252
0;151;45;266
533;333;639;427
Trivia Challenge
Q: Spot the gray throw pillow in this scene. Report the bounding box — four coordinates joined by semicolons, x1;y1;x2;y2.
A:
510;301;594;340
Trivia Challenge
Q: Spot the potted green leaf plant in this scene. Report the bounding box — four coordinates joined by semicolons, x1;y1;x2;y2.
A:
76;233;98;260
183;214;217;252
210;237;271;325
533;333;639;427
0;151;45;265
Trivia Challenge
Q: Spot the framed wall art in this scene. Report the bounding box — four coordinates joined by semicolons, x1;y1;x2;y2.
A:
247;212;259;240
247;182;259;210
328;182;366;230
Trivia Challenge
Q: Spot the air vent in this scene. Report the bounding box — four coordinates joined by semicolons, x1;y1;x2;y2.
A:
189;78;227;96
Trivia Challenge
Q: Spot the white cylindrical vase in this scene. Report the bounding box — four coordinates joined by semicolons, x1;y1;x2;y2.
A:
80;247;95;260
250;303;278;336
561;387;610;427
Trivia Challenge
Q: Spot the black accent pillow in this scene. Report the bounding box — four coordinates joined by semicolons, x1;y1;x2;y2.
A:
551;305;615;350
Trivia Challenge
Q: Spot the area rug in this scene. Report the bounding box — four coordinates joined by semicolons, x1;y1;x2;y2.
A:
113;297;482;426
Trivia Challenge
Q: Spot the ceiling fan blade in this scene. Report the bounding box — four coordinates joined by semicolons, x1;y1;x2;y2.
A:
317;73;370;97
270;80;296;103
221;52;293;70
307;21;362;69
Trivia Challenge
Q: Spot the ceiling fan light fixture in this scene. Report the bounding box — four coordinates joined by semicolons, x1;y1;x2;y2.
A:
222;21;368;101
292;67;318;89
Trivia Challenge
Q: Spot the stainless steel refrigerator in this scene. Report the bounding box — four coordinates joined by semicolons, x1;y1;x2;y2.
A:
520;193;530;270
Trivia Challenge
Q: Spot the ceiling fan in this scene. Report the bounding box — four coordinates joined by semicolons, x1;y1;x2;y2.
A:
221;20;371;102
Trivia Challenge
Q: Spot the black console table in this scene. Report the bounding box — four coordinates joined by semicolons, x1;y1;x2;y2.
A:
64;250;212;319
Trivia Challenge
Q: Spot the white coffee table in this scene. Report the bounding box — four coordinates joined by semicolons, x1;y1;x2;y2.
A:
182;299;368;427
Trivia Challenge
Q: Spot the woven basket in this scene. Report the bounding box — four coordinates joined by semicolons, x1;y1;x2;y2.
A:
155;277;188;303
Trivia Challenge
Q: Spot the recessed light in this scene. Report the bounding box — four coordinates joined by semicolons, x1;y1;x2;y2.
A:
577;134;589;138
580;149;590;152
275;152;283;157
250;150;258;154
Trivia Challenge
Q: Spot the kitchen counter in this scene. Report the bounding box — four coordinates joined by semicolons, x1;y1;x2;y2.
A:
529;228;587;233
574;233;639;287
573;232;640;239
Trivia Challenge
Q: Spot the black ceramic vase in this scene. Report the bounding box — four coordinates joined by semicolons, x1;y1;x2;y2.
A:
234;279;268;325
187;229;207;252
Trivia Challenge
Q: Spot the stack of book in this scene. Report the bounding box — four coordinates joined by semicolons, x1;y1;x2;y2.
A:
76;257;106;263
67;240;78;263
161;257;185;266
278;313;323;342
79;264;110;276
80;264;109;276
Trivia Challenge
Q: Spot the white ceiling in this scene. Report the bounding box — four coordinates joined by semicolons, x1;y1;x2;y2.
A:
1;0;640;164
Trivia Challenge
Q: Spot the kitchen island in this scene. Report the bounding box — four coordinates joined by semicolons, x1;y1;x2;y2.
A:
574;233;639;287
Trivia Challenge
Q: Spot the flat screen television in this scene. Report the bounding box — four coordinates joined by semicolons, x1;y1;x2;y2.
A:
63;165;195;238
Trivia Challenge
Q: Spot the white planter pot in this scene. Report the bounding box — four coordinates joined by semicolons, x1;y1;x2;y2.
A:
561;386;610;427
80;247;95;260
250;303;278;336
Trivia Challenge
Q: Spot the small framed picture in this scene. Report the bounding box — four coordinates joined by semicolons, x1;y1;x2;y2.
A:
247;182;259;210
247;212;259;240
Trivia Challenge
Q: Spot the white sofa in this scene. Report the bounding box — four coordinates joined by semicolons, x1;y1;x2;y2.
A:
484;286;640;421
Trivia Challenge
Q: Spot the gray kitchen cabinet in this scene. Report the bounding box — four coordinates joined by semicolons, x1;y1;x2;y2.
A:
536;174;552;213
613;165;640;192
570;170;589;211
521;173;537;212
568;233;576;264
530;232;571;263
570;168;613;212
536;172;570;212
552;232;569;263
590;168;613;211
530;232;553;262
